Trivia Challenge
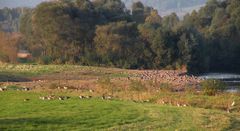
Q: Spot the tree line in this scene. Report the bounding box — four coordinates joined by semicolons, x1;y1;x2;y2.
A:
18;0;240;74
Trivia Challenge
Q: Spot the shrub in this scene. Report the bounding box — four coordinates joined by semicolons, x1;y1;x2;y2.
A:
39;56;52;64
201;79;226;96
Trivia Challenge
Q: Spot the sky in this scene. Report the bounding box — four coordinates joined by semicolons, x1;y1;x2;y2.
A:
0;0;205;17
0;0;45;8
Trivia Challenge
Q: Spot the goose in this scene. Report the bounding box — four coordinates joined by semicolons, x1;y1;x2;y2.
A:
86;96;92;99
58;96;65;100
24;99;30;101
101;95;106;100
23;87;30;91
231;101;236;107
106;96;112;100
0;88;5;91
39;96;47;100
79;96;85;99
177;103;181;107
47;95;55;100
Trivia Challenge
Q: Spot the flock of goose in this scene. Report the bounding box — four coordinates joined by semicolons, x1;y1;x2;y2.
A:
138;70;203;86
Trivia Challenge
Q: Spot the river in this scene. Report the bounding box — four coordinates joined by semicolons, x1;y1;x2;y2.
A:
198;73;240;93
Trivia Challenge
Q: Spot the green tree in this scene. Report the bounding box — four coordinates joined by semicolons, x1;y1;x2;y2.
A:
94;21;142;68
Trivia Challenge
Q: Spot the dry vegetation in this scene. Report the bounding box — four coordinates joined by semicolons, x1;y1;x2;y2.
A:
0;32;21;63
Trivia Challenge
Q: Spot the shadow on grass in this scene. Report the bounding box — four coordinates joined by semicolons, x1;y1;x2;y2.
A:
0;117;66;130
0;117;97;130
0;118;65;125
0;74;30;82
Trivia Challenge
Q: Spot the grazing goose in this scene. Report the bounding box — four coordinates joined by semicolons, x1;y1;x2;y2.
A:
39;96;48;100
79;96;85;99
101;95;106;100
58;96;66;100
24;99;30;101
23;87;30;91
0;88;6;92
106;96;112;100
47;95;55;100
86;96;92;99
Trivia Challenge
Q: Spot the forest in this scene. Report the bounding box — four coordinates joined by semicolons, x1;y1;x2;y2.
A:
0;0;240;74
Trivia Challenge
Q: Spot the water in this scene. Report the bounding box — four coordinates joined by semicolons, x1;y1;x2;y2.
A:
198;73;240;93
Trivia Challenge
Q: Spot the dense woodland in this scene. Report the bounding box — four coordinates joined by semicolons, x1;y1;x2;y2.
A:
0;0;240;74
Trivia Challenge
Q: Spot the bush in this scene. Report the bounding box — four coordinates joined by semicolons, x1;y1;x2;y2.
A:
39;56;52;64
201;79;226;96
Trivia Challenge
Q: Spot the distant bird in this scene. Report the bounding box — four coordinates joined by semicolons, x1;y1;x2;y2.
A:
24;99;30;101
79;96;85;99
86;96;92;99
159;100;165;104
58;96;65;100
143;99;150;103
231;101;236;107
101;95;113;100
101;95;106;100
47;95;55;100
177;103;181;107
227;108;231;113
106;96;112;100
0;88;6;91
39;96;47;100
23;87;30;91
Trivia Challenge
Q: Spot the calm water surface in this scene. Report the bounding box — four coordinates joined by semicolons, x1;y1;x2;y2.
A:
198;73;240;93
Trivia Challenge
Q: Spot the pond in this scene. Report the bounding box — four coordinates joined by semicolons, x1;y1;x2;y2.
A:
198;73;240;93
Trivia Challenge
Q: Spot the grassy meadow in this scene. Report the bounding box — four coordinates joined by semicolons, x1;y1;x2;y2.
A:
1;91;239;131
0;64;240;130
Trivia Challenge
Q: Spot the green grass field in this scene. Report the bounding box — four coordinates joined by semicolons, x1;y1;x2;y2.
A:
0;91;239;131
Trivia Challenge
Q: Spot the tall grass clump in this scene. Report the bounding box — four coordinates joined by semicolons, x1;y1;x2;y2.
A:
201;79;226;96
97;77;115;96
129;80;146;100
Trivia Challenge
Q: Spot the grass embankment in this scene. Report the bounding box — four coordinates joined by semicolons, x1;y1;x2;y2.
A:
0;64;131;81
0;91;239;130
